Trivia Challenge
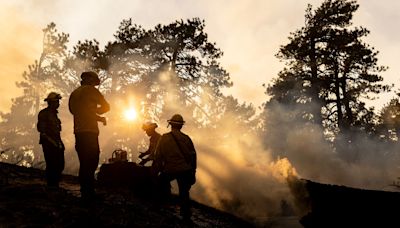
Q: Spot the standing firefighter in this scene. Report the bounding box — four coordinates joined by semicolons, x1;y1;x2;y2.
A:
139;122;161;166
37;92;64;188
154;114;197;222
69;71;110;200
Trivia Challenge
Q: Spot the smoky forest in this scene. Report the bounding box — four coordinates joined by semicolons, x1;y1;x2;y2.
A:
1;0;400;221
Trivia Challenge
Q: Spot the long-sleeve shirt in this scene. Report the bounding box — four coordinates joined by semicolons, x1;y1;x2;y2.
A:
154;129;197;174
37;107;62;144
146;132;161;160
69;85;110;134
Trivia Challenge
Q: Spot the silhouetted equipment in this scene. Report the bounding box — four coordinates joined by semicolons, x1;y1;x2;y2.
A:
108;149;128;163
97;149;153;196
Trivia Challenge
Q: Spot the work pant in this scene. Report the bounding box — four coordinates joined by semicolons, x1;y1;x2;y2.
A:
75;132;100;198
41;140;64;187
158;170;193;219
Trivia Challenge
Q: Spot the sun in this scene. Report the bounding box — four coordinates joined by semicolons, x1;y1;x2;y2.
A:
124;108;137;121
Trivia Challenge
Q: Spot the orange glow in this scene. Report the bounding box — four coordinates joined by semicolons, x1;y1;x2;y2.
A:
123;108;137;121
0;6;41;112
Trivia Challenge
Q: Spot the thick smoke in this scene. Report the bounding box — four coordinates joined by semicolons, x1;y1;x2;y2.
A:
187;122;298;220
1;3;400;226
50;61;400;222
118;68;300;220
35;59;300;221
0;44;300;221
6;16;400;225
0;5;41;112
264;101;400;191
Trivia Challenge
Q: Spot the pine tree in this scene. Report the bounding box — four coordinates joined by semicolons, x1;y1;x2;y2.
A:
264;0;389;160
0;23;70;166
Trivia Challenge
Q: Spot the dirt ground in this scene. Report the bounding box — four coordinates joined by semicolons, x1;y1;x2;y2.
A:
0;162;302;227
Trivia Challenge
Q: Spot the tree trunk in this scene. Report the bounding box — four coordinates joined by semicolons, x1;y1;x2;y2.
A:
309;38;323;126
334;61;343;130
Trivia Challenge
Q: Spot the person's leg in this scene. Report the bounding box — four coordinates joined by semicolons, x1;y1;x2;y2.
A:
42;142;58;187
157;172;173;204
76;133;87;194
86;134;99;195
75;133;100;198
54;146;65;186
177;170;193;220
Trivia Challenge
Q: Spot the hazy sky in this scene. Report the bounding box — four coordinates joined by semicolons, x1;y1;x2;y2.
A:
1;0;400;113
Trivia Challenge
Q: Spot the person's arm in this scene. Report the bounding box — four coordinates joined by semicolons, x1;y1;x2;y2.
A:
96;115;107;126
153;136;164;174
37;111;47;134
139;151;150;158
68;91;77;115
147;136;159;160
189;138;197;170
95;89;110;114
37;111;60;147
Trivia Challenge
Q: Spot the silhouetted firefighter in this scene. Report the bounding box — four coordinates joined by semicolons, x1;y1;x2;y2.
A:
37;92;65;188
69;71;110;200
138;122;161;166
154;114;197;222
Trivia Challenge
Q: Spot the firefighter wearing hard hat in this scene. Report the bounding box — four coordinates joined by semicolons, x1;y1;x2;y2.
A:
154;114;197;222
37;92;65;188
69;71;110;200
138;122;161;166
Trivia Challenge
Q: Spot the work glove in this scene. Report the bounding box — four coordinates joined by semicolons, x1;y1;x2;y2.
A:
100;117;107;126
139;159;148;166
138;152;146;159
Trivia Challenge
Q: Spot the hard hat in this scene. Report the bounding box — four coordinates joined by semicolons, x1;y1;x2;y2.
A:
44;92;62;101
167;114;185;125
142;122;158;130
81;71;100;85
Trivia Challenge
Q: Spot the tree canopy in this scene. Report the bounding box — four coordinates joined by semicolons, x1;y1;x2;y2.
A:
263;0;391;159
0;18;254;168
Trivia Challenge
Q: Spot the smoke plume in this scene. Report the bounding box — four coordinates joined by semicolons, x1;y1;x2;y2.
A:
0;5;42;113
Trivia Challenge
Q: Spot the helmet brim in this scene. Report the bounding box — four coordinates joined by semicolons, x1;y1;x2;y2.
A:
167;120;185;125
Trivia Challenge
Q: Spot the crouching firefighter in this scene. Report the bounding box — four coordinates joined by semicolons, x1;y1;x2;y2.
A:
37;92;65;188
154;114;197;221
138;122;161;166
